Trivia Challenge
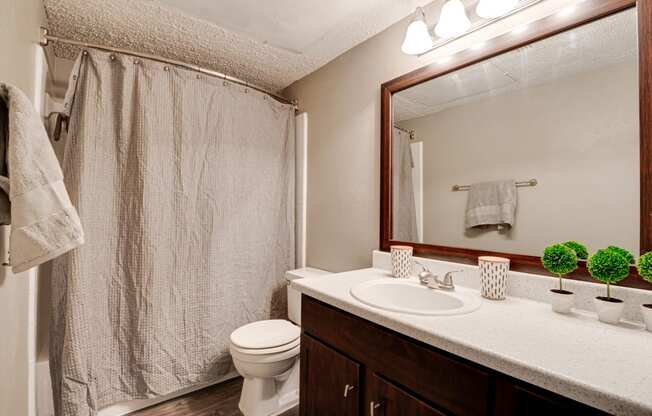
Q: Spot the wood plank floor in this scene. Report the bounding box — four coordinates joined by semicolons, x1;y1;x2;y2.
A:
129;377;299;416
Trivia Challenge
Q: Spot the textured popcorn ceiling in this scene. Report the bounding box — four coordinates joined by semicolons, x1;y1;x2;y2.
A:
43;0;433;92
155;0;387;54
394;7;638;121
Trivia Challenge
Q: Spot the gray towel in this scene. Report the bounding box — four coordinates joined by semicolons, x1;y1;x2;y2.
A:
0;83;84;273
465;180;516;229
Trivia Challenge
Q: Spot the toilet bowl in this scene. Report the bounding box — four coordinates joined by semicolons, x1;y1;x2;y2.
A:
229;267;330;416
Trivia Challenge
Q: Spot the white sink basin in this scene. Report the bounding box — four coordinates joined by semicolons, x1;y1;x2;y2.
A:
350;278;481;316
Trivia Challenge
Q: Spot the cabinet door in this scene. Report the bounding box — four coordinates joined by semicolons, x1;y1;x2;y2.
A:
302;295;490;416
369;373;447;416
300;334;360;416
494;377;608;416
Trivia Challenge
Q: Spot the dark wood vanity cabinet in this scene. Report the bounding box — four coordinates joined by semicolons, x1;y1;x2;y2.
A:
300;334;360;416
492;377;607;416
300;295;607;416
369;374;447;416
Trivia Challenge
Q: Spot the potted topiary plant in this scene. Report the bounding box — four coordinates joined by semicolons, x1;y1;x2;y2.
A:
607;245;635;265
636;252;652;332
542;243;578;313
563;241;588;261
587;248;630;324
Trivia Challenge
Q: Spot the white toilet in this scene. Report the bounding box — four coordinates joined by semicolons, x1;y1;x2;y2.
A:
230;267;330;416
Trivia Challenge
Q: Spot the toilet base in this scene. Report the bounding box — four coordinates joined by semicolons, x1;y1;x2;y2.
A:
238;359;300;416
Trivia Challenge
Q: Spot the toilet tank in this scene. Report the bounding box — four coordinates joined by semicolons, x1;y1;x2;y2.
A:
286;267;330;325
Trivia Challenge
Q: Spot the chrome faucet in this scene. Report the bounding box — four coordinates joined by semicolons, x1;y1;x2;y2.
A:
415;261;462;291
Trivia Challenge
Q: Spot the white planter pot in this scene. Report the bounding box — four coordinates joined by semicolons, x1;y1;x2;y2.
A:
593;297;625;324
642;304;652;332
550;289;574;314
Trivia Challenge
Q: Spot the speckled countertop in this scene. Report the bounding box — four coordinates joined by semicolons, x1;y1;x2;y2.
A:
291;268;652;416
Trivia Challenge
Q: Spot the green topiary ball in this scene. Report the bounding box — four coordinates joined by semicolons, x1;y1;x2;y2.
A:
542;244;578;276
607;246;635;265
637;252;652;284
563;241;588;260
588;248;630;284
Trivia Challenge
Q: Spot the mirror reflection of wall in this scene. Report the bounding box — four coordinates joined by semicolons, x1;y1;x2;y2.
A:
392;8;639;256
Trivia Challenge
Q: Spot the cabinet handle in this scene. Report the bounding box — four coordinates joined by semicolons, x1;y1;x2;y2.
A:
370;401;382;416
343;384;355;397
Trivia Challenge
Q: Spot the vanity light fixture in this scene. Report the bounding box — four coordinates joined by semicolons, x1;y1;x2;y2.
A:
476;0;519;19
401;0;543;56
434;0;472;39
401;0;548;56
401;7;434;55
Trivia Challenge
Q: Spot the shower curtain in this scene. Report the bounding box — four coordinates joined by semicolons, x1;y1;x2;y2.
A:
49;49;295;416
392;128;418;242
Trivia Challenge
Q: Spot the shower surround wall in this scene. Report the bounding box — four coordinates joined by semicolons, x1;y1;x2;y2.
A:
49;49;296;415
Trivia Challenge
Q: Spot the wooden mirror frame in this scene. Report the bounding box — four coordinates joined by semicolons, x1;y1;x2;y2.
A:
380;0;652;289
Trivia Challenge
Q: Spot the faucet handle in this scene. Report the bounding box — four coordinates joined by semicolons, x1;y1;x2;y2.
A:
440;270;463;290
414;260;430;273
415;261;437;285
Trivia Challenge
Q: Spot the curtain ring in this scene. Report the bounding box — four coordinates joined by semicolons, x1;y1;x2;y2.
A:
109;54;116;61
222;73;228;86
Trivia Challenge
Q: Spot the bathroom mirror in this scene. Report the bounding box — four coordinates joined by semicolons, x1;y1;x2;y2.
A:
381;0;652;287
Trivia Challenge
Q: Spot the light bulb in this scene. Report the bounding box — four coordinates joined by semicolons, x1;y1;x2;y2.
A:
476;0;519;19
401;7;434;55
435;0;471;39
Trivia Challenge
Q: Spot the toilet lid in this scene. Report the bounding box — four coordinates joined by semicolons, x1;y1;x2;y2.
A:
230;319;300;350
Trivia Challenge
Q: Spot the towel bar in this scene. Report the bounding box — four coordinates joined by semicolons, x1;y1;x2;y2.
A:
452;179;538;191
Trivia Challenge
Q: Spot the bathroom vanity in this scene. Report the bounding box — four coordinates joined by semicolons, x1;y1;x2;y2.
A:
293;266;652;416
300;295;604;416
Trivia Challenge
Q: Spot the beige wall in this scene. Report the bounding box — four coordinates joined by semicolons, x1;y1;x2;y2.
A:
284;0;577;272
399;62;639;256
0;1;46;415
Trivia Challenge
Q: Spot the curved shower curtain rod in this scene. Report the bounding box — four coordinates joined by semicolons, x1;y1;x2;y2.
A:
39;28;299;109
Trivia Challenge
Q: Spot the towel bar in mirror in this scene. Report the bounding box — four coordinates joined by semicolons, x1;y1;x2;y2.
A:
452;179;538;192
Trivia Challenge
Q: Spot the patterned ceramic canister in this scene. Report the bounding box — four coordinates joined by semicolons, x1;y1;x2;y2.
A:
479;256;510;300
391;245;413;278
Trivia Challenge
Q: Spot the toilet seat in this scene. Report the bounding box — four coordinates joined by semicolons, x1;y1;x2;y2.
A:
231;337;300;356
230;319;300;350
231;343;300;364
